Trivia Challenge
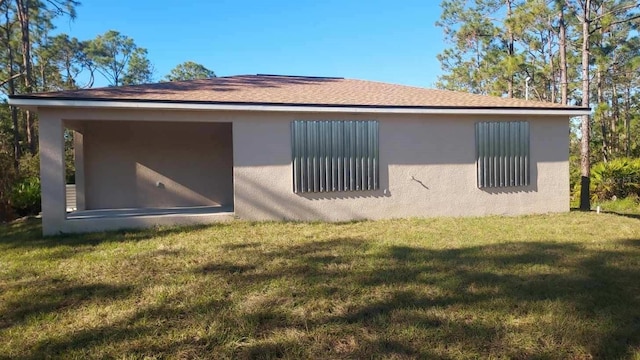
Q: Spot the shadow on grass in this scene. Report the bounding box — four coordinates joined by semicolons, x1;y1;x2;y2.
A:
570;207;640;220
0;218;222;250
201;238;640;359
5;235;640;358
0;277;133;331
0;217;42;240
602;210;640;220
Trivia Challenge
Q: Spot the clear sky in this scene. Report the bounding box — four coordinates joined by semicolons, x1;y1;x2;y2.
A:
53;0;446;88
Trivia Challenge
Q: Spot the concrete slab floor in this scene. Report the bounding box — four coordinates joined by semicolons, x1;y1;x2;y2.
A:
66;205;234;220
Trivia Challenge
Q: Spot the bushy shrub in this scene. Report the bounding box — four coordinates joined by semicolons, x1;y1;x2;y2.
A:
10;177;41;217
18;152;40;178
589;158;640;202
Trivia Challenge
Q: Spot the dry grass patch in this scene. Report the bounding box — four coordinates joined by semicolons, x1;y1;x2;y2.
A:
1;213;639;359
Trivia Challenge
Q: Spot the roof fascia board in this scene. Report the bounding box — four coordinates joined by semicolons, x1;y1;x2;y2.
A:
8;98;591;116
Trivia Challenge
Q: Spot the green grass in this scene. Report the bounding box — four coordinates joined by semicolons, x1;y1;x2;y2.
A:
1;213;640;359
597;196;640;216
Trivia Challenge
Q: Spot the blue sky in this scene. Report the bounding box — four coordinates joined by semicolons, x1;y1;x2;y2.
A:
53;0;446;88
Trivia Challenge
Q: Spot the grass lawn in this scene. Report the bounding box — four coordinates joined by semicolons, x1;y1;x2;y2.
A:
597;197;640;216
1;213;639;359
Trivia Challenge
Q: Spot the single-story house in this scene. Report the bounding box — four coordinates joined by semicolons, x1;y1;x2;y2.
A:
8;74;590;235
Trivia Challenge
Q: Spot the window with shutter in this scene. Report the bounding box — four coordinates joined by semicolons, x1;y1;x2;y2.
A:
292;120;379;193
476;121;530;188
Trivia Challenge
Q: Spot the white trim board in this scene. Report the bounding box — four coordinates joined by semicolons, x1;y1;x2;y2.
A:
8;98;591;116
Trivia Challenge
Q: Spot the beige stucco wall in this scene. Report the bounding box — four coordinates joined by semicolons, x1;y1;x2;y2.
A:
77;121;233;209
38;107;569;234
233;112;569;220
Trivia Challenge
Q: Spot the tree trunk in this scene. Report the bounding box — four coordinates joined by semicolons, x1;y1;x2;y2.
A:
4;8;20;170
16;0;35;154
559;5;568;105
549;29;556;103
625;84;631;156
8;68;20;171
579;0;591;211
506;0;514;98
611;79;619;155
40;61;46;91
597;66;608;162
597;2;610;162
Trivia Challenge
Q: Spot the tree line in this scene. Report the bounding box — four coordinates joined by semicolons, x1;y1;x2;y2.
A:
436;0;640;209
0;0;215;220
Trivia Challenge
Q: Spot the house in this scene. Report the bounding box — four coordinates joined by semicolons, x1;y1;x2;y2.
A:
8;75;590;235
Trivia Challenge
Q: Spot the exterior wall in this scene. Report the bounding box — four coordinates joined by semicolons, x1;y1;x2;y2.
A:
233;113;569;220
39;112;66;234
81;121;233;209
37;107;569;234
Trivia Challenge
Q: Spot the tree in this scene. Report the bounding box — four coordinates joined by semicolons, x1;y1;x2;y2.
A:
122;47;153;85
164;61;216;81
0;0;78;219
1;0;78;163
436;0;530;97
13;0;77;153
86;30;153;86
38;34;85;90
435;0;500;95
1;0;20;167
15;0;35;153
437;0;640;208
557;0;569;105
575;0;593;211
590;0;640;160
566;0;640;210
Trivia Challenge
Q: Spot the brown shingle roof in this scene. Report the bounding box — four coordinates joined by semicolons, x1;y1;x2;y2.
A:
11;74;585;110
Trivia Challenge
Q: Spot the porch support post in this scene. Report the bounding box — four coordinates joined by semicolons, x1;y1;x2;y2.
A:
39;112;66;235
74;130;86;210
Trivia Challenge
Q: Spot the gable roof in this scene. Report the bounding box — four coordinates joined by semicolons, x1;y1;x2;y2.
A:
9;74;590;115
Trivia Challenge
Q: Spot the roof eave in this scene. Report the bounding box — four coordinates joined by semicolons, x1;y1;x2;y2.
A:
7;97;591;116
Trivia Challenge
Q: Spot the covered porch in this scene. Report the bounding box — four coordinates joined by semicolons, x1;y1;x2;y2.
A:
39;108;235;235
